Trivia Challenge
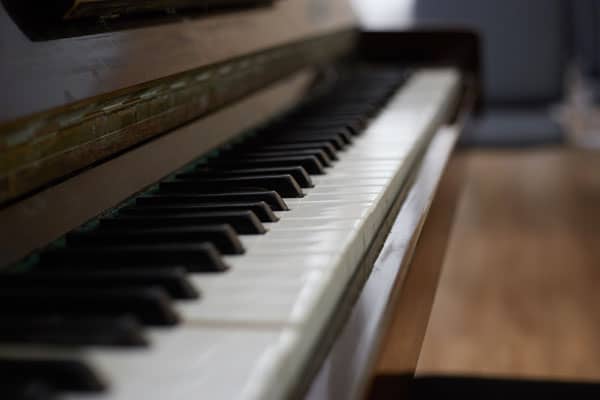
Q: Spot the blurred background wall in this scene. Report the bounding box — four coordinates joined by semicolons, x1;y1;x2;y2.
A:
351;0;600;148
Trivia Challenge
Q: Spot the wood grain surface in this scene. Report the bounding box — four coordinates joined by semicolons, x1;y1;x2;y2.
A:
416;148;600;381
0;70;314;267
0;0;354;123
373;153;466;377
366;150;466;400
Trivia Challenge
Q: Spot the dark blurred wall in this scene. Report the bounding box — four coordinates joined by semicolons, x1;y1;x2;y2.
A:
413;0;568;105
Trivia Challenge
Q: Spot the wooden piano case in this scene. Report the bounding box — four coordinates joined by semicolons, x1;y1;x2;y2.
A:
0;3;481;396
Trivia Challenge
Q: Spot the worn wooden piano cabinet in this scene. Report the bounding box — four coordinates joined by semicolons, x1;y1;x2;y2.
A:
0;2;479;398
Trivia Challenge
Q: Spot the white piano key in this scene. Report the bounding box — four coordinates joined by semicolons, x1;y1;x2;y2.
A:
285;192;379;204
238;228;358;245
225;253;337;271
180;269;338;324
247;240;347;254
178;68;460;327
240;243;343;255
308;170;396;178
327;159;402;167
303;186;384;195
267;217;364;230
337;151;411;160
276;203;373;219
310;177;391;187
238;233;354;253
56;327;296;400
53;68;461;400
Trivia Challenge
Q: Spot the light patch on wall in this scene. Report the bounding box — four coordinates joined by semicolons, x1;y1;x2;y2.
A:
350;0;415;29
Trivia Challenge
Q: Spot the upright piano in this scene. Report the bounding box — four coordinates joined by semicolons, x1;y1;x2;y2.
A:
0;1;479;398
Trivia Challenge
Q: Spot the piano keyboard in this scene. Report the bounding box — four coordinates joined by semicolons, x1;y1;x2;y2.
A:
0;67;460;400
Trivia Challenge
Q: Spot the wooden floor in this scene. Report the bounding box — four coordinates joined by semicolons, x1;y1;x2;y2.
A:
415;147;600;381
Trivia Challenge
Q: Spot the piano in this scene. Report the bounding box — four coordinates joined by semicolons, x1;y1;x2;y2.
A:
0;1;479;399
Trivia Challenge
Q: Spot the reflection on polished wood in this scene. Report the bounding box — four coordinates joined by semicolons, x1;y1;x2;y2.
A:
0;0;353;123
417;148;600;381
366;153;466;399
0;0;355;206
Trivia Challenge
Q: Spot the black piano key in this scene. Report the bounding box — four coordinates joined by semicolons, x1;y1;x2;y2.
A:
0;315;147;347
0;69;407;395
242;132;344;154
269;134;348;151
160;175;304;198
305;104;378;117
185;166;314;188
0;359;105;392
207;156;325;175
284;119;362;135
137;191;288;211
323;114;370;126
278;129;353;145
286;114;368;129
41;243;228;272
0;381;57;400
68;225;244;255
316;112;370;122
267;134;346;150
120;202;277;223
240;149;332;167
340;93;389;102
0;288;180;326
0;268;199;299
100;211;265;235
254;143;338;161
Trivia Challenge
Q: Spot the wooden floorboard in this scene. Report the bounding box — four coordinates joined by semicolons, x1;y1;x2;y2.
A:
415;147;600;381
